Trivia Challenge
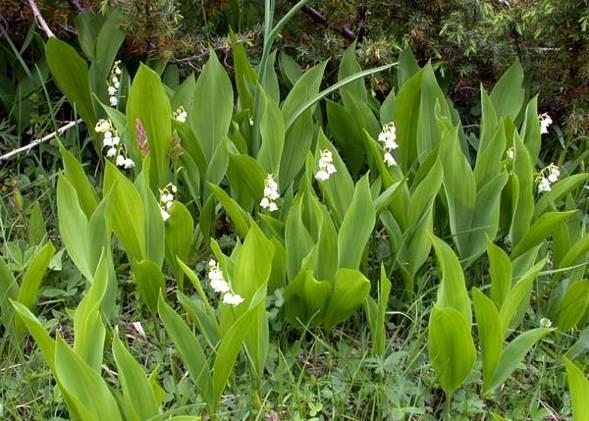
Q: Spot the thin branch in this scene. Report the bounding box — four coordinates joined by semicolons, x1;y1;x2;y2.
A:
0;119;82;161
300;5;357;42
27;0;55;38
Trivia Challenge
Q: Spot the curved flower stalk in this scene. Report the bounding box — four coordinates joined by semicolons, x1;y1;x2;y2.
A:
173;106;187;123
260;174;280;211
539;112;552;134
159;183;177;221
536;163;560;193
377;122;399;167
315;149;337;181
108;60;122;107
207;258;244;306
95;118;134;169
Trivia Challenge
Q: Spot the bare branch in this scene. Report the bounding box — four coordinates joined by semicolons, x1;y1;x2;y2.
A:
27;0;55;38
0;119;82;161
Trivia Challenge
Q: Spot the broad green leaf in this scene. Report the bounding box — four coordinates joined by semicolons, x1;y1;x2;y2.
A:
11;301;56;374
498;259;545;336
258;87;285;175
165;202;194;288
326;100;365;175
373;265;392;356
46;38;96;127
535;174;589;218
430;235;472;325
175;122;207;187
486;328;552;394
510;136;534;246
74;11;104;60
285;197;314;280
106;162;146;261
559;232;589;269
519;96;541;161
278;51;303;87
408;159;443;226
511;211;576;259
89;11;125;104
556;280;589;331
73;253;108;371
282;60;326;126
136;166;166;267
133;260;165;314
172;74;196;112
337;176;375;270
28;201;47;247
490;61;525;121
279;112;314;189
395;69;423;171
158;294;213;405
323;268;371;328
474;119;507;187
226;153;266;210
338;43;367;102
233;41;257;111
209;183;252;239
230;225;273;375
212;287;265;409
338;44;380;138
563;357;589;421
397;48;420;88
126;64;172;188
284;270;331;327
487;240;512;308
428;306;476;399
284;63;394;132
472;288;502;392
312;201;338;281
206;140;229;188
55;336;122;421
232;224;274;303
0;258;18;332
57;176;92;280
59;146;97;217
112;333;160;421
15;241;55;338
379;88;396;124
417;64;449;161
87;198;117;316
439;124;476;259
191;50;234;159
178;292;220;349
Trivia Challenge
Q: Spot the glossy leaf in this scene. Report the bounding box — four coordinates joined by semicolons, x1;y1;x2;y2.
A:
337;176;375;270
428;306;476;399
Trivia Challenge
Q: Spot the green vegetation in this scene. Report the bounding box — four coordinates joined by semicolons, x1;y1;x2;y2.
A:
1;1;589;420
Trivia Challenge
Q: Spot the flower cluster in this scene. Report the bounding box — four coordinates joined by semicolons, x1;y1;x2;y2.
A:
95;119;134;169
260;174;279;212
108;60;122;107
159;183;177;221
539;113;553;135
537;163;560;193
207;259;244;306
378;122;398;167
173;106;188;123
315;149;337;181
